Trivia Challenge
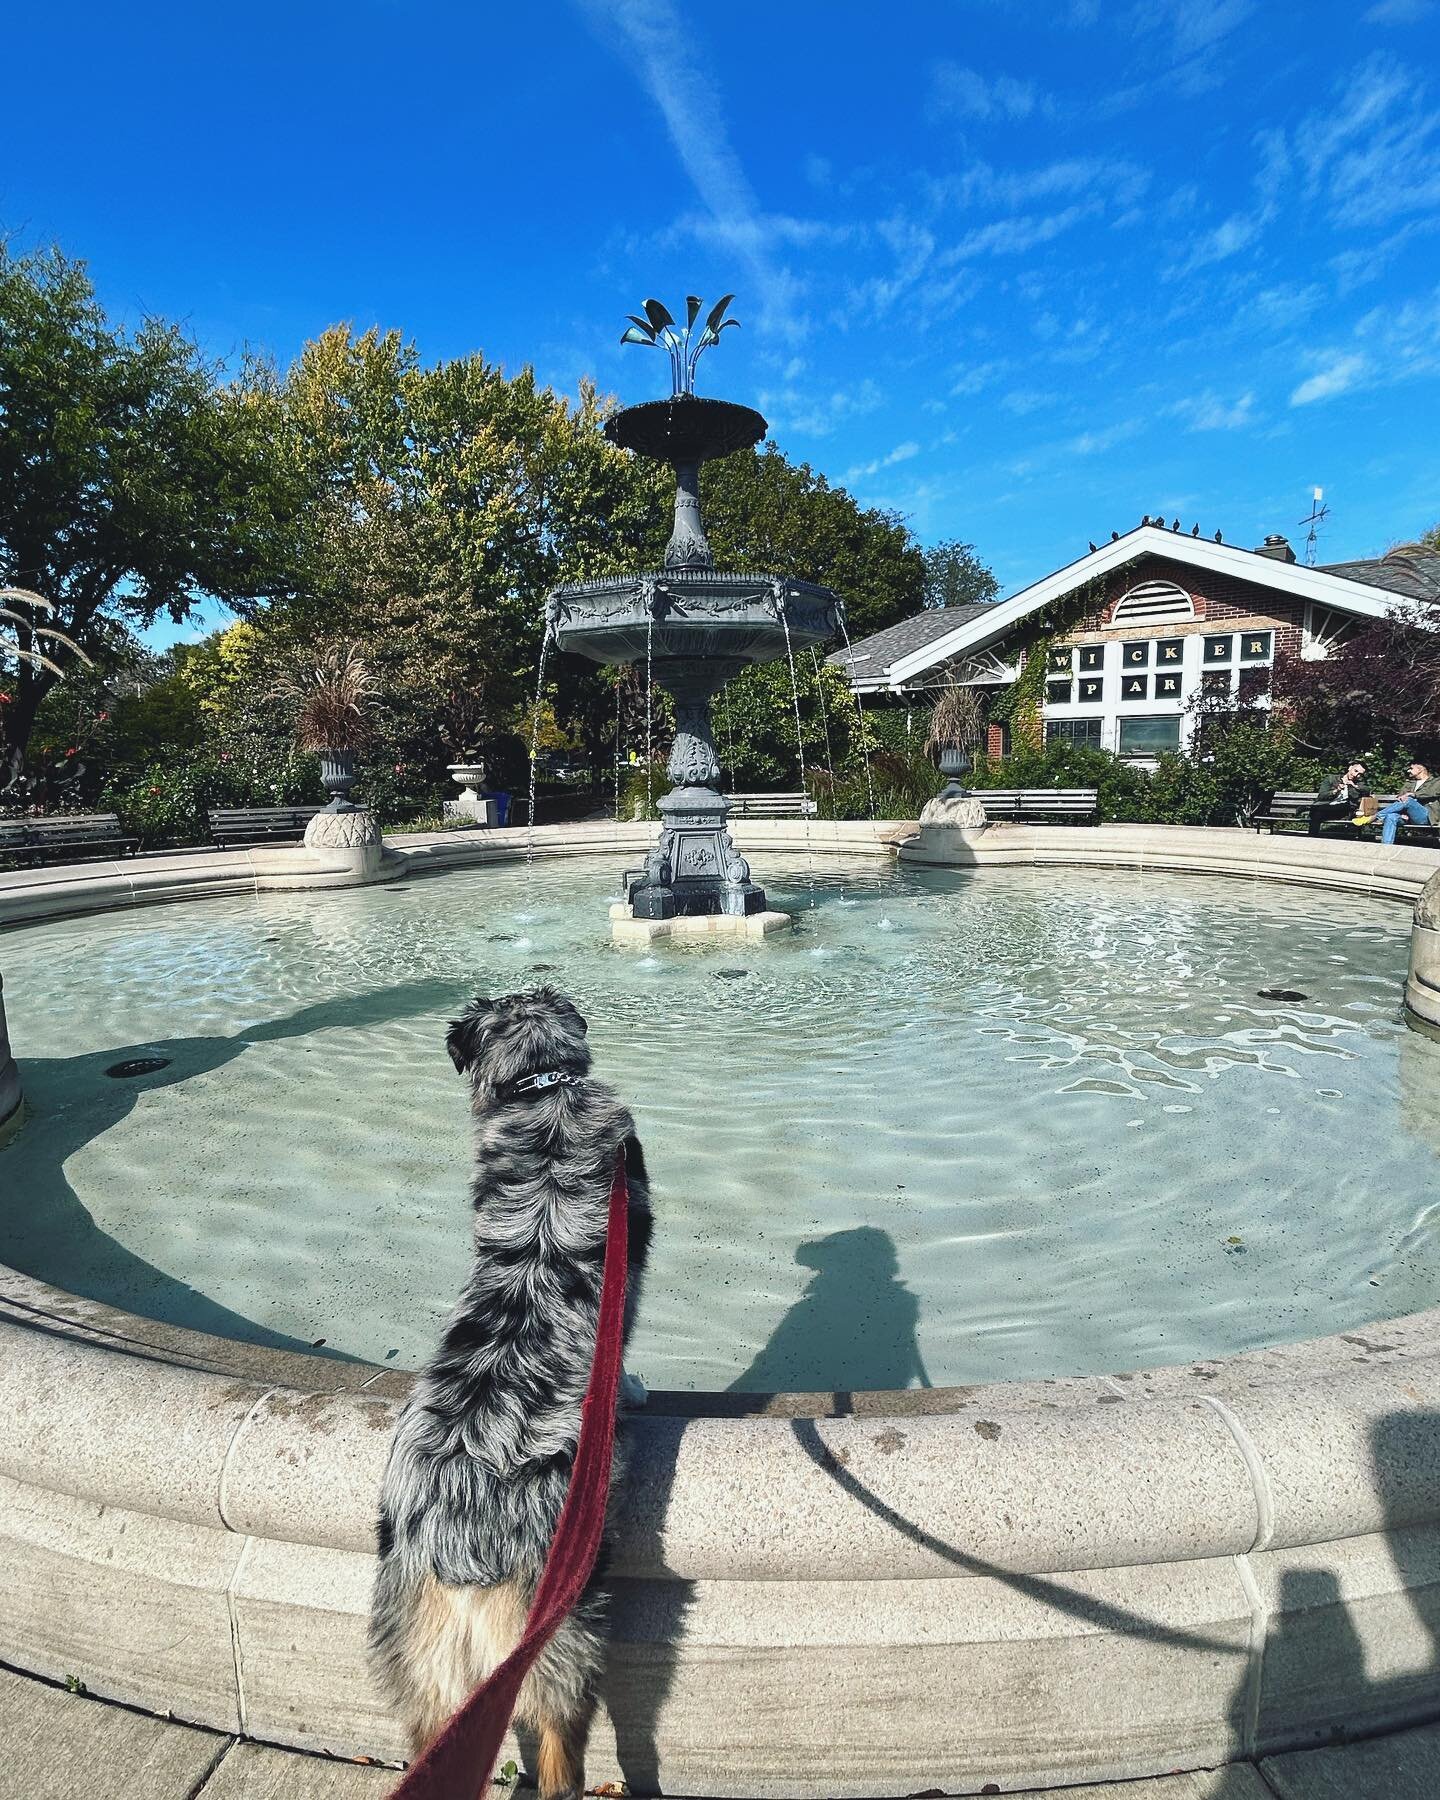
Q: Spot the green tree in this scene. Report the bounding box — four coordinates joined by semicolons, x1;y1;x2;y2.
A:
701;445;927;641
0;244;303;766
922;538;999;611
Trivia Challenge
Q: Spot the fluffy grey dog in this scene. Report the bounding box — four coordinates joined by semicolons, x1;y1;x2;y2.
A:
370;986;653;1798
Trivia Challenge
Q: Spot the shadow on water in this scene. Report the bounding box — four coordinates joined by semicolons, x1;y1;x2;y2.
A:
1;978;458;1357
728;1226;932;1394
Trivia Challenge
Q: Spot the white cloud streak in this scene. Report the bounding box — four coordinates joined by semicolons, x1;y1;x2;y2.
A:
577;0;804;335
1290;353;1369;406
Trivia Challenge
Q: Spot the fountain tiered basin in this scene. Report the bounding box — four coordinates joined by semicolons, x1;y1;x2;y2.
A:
547;395;842;931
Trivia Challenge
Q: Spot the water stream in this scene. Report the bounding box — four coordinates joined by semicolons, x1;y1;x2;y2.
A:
835;612;879;821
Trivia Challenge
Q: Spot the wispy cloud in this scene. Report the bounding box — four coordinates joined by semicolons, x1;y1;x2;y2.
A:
757;377;884;437
949;360;1009;397
1290;353;1369;406
1363;0;1433;22
929;63;1048;123
1295;52;1440;227
577;0;805;334
1168;390;1258;430
1066;418;1144;455
844;441;921;483
947;203;1097;260
1001;389;1057;416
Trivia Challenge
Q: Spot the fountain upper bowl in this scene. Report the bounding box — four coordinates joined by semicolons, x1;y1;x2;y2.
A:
604;396;767;465
547;569;842;667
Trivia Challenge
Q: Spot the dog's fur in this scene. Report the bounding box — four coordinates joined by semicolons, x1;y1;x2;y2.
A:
370;987;653;1797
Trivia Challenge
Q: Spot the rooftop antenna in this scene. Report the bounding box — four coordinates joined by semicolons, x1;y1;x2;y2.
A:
1299;486;1330;566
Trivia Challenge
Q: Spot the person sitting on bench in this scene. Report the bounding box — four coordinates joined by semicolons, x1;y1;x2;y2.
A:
1308;761;1369;835
1365;761;1440;845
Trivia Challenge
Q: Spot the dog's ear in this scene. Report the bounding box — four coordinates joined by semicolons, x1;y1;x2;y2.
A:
446;997;494;1074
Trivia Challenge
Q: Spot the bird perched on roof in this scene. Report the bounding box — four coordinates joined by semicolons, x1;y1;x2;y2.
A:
1171;518;1180;531
1088;540;1098;553
1191;524;1200;537
1111;530;1120;541
1214;530;1223;543
1141;515;1152;527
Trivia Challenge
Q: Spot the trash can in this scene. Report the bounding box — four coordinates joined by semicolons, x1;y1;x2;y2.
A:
486;791;511;827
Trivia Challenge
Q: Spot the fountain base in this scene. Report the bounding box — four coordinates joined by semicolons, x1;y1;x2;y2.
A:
609;902;793;945
625;785;774;920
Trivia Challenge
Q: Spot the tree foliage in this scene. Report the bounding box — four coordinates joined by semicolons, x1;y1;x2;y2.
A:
0;244;303;764
922;538;999;611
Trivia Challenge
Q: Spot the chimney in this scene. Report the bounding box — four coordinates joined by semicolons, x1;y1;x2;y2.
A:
1255;533;1297;564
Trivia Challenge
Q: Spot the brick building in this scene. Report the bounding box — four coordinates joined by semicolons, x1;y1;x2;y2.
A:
829;525;1439;764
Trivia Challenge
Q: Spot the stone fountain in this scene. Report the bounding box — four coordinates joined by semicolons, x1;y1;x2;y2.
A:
546;296;842;937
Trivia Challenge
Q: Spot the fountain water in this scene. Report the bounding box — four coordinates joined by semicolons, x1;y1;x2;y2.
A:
546;295;843;935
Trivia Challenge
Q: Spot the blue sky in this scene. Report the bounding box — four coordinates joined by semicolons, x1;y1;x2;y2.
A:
6;0;1439;646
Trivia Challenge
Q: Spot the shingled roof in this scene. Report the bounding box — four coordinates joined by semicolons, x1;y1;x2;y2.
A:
1318;545;1440;603
825;603;995;679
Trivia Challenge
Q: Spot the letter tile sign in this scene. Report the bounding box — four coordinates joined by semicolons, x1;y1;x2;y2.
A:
1239;631;1273;663
1157;641;1183;667
1078;645;1104;672
1122;641;1150;668
1204;635;1233;664
1122;673;1149;700
1079;676;1103;702
1048;646;1073;674
1156;670;1182;697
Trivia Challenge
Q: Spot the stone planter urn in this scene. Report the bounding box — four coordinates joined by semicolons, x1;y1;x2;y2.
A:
444;762;496;828
318;749;359;813
447;762;487;806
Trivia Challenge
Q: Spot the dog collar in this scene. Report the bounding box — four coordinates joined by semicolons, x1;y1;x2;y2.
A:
502;1069;581;1100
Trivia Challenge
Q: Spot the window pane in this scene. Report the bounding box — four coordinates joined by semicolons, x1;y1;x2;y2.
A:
1119;715;1181;755
1122;641;1150;667
1239;630;1273;663
1204;635;1233;663
1045;680;1072;705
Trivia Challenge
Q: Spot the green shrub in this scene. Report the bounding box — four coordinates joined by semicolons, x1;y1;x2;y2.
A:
103;745;321;848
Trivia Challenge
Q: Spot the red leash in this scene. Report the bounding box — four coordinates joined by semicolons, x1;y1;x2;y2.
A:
392;1153;630;1800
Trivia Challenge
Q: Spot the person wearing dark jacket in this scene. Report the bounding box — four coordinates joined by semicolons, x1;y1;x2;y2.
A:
1308;761;1369;835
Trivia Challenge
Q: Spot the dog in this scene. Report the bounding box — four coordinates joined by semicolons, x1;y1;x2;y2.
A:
370;986;653;1798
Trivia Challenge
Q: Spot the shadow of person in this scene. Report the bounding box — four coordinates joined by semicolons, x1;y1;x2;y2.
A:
596;1409;691;1799
729;1226;931;1395
1220;1408;1440;1778
2;977;458;1356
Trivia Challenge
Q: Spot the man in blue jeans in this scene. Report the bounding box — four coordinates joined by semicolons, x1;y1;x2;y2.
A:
1366;761;1440;844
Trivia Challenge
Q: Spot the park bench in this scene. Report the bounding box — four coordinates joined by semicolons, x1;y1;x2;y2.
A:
972;787;1099;824
1253;790;1439;843
208;804;324;848
727;792;819;818
0;812;138;865
1252;791;1323;833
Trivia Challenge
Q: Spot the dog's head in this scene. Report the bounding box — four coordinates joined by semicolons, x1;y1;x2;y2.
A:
446;985;592;1095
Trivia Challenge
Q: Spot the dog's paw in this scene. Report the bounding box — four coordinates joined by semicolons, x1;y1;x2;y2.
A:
620;1370;649;1410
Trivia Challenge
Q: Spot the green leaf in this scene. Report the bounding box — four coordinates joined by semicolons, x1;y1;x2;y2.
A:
685;294;703;327
642;297;675;332
705;293;735;333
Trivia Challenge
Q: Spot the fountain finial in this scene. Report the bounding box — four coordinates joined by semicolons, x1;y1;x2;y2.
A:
620;295;739;397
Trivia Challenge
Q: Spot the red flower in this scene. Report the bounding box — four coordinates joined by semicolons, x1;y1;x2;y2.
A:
66;746;78;756
148;786;161;795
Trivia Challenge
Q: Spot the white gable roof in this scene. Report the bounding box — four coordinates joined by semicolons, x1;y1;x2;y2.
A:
882;526;1410;691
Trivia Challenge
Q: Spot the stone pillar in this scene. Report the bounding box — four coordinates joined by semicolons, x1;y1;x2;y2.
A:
1406;869;1440;1030
0;973;21;1132
301;807;386;881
